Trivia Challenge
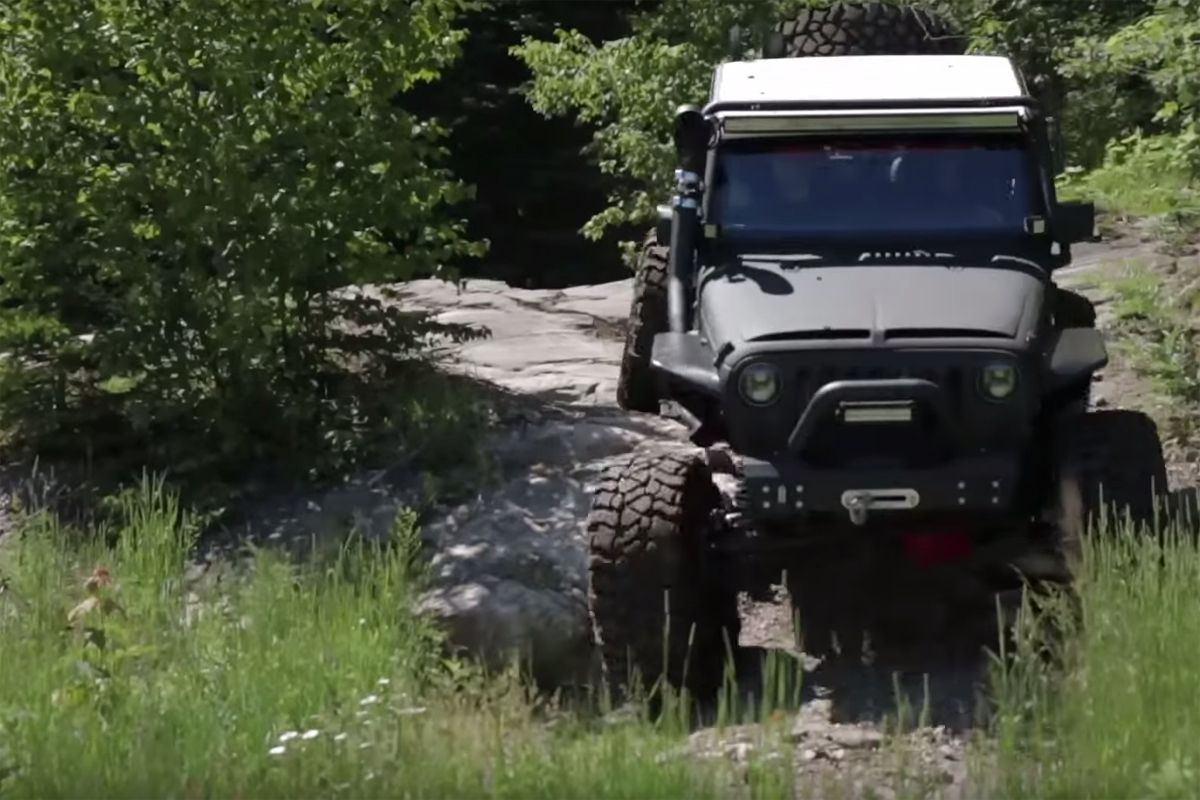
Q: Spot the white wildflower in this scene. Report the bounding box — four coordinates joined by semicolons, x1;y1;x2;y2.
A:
302;729;320;740
360;694;380;706
279;731;299;742
269;746;287;756
397;707;427;716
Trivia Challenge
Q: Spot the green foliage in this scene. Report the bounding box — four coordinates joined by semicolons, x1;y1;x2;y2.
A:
1095;263;1200;442
0;0;486;486
1059;0;1200;177
1057;131;1200;231
513;0;813;260
1045;0;1200;231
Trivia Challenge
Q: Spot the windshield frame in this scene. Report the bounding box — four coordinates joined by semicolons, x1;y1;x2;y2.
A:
703;131;1048;244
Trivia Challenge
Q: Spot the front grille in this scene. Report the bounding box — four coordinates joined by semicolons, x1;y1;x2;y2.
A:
795;363;967;414
791;361;969;468
726;350;1023;463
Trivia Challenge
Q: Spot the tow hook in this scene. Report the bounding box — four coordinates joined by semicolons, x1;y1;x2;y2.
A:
844;492;869;526
840;488;920;526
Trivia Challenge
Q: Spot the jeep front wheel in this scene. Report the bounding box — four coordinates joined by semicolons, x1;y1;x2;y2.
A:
1055;409;1170;540
616;233;669;413
587;448;739;701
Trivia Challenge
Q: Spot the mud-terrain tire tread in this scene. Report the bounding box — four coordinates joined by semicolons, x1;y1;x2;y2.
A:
776;3;966;57
616;232;669;413
1056;409;1170;537
587;448;739;701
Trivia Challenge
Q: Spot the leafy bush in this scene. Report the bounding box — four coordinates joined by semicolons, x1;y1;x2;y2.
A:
0;0;485;486
513;0;811;260
1056;0;1200;214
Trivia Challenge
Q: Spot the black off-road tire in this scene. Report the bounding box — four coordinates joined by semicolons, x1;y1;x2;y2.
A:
1054;288;1098;330
1048;288;1099;412
616;233;669;413
587;448;740;702
1055;409;1170;540
776;3;966;57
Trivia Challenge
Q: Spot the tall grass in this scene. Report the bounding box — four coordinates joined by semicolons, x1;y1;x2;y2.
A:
10;472;1200;798
0;476;794;799
990;505;1200;799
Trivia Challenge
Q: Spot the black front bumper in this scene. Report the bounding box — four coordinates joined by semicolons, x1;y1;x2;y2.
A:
740;453;1020;520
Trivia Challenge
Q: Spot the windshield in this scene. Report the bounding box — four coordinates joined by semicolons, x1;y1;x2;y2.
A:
710;133;1038;239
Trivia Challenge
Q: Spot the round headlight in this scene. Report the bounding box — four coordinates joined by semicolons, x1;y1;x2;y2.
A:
738;363;781;406
979;362;1018;400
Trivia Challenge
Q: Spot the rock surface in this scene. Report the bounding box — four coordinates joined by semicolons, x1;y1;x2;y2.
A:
206;278;669;689
389;278;685;687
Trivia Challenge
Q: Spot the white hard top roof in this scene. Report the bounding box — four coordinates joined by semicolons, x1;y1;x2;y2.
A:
708;55;1027;108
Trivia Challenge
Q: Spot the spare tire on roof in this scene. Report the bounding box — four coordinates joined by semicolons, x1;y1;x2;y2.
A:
776;2;967;57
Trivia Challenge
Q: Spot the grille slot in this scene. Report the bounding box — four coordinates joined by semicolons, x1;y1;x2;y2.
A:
795;364;966;412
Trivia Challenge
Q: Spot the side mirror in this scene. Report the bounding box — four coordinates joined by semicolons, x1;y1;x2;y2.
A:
673;105;709;176
655;204;672;245
1055;201;1097;244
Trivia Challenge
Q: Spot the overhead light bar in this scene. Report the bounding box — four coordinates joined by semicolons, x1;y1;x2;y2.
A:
718;107;1024;137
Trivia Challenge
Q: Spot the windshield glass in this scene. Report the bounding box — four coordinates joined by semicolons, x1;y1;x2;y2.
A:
710;133;1038;239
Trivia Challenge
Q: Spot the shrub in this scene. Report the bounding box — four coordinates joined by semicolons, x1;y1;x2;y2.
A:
0;0;485;485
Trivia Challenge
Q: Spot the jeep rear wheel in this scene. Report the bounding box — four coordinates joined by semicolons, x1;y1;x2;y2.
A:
776;3;966;57
616;233;669;413
587;448;739;702
1055;409;1170;540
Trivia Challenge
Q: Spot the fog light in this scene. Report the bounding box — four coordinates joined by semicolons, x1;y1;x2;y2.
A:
738;363;781;406
979;362;1018;400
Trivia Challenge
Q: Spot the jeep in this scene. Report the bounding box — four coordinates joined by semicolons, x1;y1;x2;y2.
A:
588;52;1170;701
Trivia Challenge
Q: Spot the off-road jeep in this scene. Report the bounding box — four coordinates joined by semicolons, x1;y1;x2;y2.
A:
588;51;1171;700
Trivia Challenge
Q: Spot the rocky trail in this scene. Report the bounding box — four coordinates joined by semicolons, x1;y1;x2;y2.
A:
4;225;1192;797
358;226;1194;797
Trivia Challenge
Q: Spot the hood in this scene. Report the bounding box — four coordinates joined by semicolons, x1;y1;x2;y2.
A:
698;260;1043;352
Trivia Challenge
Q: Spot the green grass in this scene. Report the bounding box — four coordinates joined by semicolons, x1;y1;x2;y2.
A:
0;476;795;799
990;508;1200;799
1097;266;1200;441
11;473;1200;798
1058;131;1200;242
1058;129;1200;437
